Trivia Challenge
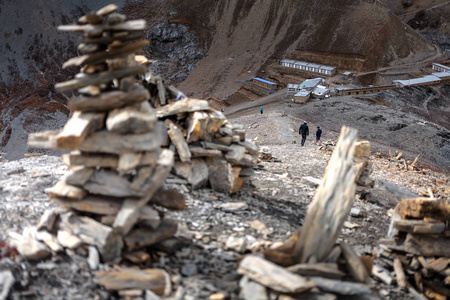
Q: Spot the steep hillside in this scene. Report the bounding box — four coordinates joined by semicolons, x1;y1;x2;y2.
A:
0;0;444;159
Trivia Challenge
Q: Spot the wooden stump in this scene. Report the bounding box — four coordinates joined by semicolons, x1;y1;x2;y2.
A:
293;126;358;264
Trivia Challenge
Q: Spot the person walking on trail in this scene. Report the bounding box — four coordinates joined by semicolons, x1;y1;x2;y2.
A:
315;126;322;144
260;106;263;114
299;121;309;146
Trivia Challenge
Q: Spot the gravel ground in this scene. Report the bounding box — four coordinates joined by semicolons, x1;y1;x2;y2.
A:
0;104;448;299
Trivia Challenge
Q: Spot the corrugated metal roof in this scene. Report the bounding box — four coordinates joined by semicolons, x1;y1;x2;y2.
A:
253;77;277;85
313;85;328;95
288;84;303;89
308;64;321;68
294;61;309;66
432;72;450;78
320;66;336;71
295;90;311;97
300;78;323;89
281;59;296;64
432;63;450;70
393;75;441;86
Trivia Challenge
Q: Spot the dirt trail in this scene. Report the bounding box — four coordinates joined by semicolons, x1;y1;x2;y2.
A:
224;89;287;116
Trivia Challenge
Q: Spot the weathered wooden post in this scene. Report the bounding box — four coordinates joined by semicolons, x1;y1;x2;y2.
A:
293;126;358;264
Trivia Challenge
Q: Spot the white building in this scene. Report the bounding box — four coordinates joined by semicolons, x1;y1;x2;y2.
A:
312;85;329;99
280;59;336;76
432;63;450;72
393;75;441;87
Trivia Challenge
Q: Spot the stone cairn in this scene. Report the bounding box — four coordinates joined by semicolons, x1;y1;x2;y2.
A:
21;5;182;294
140;72;259;194
376;197;449;299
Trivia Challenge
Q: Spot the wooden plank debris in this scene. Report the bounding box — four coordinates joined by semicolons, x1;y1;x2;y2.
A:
94;268;171;296
124;219;178;250
28;130;60;149
287;263;344;280
155;99;211;118
56;112;105;149
166;119;191;162
237;255;315;294
79;129;163;154
58;213;123;262
55;65;147;93
340;242;369;283
68;85;150;112
293;126;358;263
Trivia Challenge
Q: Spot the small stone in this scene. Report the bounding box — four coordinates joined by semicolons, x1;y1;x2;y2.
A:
218;202;248;212
14;238;51;260
0;270;15;300
350;208;361;217
225;236;247;253
181;263;198;276
88;246;100;270
209;292;226;300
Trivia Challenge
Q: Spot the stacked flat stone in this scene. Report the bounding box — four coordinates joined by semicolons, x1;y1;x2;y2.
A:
153;99;259;194
27;4;184;264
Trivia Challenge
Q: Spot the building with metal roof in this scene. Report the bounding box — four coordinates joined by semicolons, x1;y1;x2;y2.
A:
312;85;329;98
432;72;450;79
393;75;441;87
432;63;450;72
293;90;311;103
300;78;325;89
280;59;336;76
252;77;278;90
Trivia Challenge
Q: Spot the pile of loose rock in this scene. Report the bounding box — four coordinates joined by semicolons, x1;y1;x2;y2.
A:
137;63;259;193
153;99;259;193
12;5;183;296
376;197;450;299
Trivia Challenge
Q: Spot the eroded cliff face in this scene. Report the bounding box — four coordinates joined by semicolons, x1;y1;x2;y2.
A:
0;0;442;159
131;0;437;99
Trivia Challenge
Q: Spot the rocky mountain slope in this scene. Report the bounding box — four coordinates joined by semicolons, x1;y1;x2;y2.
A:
1;0;447;160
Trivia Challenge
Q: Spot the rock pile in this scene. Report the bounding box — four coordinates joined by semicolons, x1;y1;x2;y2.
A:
152;99;259;193
377;197;450;299
137;61;259;194
17;5;184;295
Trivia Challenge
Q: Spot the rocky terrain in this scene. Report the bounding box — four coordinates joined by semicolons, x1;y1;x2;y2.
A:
1;99;449;299
1;0;449;161
0;1;449;298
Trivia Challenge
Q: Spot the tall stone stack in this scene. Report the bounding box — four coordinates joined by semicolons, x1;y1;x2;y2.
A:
26;5;185;264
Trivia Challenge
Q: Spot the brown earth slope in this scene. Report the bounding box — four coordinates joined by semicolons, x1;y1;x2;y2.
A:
0;0;444;160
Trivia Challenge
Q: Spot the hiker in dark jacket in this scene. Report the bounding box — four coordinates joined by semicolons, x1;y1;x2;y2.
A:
260;106;263;114
315;126;322;144
299;121;309;146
